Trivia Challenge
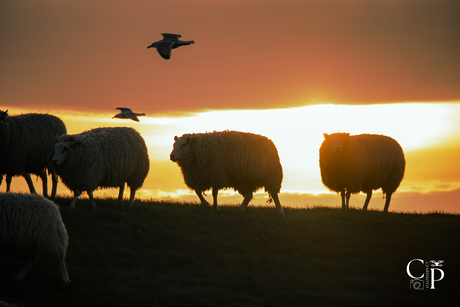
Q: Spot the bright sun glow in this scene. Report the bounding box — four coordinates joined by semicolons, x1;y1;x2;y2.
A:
2;103;460;212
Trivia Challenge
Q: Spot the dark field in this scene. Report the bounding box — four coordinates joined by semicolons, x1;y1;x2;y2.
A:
1;197;459;307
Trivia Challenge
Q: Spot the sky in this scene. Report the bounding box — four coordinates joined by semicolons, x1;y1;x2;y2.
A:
1;0;460;213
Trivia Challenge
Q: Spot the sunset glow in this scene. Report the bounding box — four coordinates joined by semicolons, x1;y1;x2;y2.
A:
2;103;460;213
1;0;459;213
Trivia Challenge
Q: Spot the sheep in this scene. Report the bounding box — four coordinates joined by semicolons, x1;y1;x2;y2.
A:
0;109;67;198
52;127;150;209
170;130;285;214
0;192;70;284
319;132;406;212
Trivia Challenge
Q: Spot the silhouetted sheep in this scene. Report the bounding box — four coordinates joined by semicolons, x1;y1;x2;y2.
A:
52;127;150;208
0;192;70;284
170;131;284;214
0;110;66;198
319;133;405;212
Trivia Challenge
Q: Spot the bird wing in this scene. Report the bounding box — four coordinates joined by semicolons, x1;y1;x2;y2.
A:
162;33;181;41
127;114;140;122
155;41;173;59
171;40;194;49
116;107;133;113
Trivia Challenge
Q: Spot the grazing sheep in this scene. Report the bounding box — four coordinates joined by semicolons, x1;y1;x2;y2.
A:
52;127;150;208
170;131;285;214
319;133;405;212
0;192;70;284
0;110;67;198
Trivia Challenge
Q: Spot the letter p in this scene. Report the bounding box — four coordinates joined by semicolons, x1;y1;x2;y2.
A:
430;268;445;289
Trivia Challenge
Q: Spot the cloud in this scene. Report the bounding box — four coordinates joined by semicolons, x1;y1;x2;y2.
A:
392;188;460;213
405;144;460;183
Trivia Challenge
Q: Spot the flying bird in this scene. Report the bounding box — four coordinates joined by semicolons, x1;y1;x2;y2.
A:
112;108;145;122
147;33;194;60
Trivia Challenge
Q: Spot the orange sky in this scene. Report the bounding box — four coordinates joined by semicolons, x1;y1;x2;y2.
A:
1;0;459;113
1;0;460;213
2;104;460;214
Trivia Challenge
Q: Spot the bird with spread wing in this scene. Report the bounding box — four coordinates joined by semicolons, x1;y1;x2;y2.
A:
147;33;194;60
112;108;146;122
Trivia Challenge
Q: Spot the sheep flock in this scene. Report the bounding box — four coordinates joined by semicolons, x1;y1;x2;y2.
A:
0;108;409;285
0;109;407;214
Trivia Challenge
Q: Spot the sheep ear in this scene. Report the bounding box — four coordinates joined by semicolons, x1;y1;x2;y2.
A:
174;135;179;142
71;141;82;147
323;133;329;140
55;135;62;143
0;110;7;122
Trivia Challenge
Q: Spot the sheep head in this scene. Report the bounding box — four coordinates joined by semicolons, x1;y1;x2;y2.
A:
170;135;192;162
52;139;82;166
0;109;8;124
323;133;350;155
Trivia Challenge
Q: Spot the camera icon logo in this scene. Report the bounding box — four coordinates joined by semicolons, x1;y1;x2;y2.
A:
410;278;424;290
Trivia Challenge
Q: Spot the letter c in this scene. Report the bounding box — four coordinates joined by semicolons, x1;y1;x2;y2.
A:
407;259;424;279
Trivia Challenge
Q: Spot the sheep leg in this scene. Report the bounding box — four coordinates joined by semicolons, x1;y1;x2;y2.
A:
128;187;136;207
271;193;285;215
12;256;38;283
58;257;71;284
88;191;97;209
118;183;125;205
23;174;37;194
239;192;253;212
39;170;48;198
383;192;392;213
212;187;219;210
5;175;12;192
50;172;59;199
346;191;351;209
341;190;350;210
195;190;210;208
363;190;373;211
69;190;82;209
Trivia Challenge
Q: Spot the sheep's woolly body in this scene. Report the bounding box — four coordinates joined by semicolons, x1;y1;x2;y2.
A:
0;193;70;283
170;131;284;214
0;111;67;197
319;133;405;212
53;127;149;208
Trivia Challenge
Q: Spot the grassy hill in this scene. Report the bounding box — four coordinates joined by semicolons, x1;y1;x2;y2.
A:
1;197;459;307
